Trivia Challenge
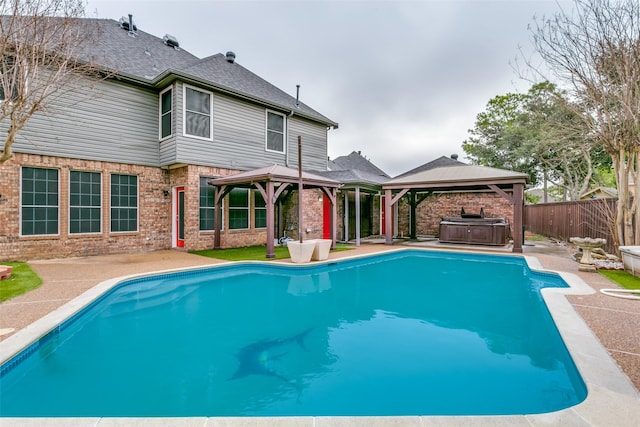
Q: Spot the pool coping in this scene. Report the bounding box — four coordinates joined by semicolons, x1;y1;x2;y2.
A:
1;247;639;426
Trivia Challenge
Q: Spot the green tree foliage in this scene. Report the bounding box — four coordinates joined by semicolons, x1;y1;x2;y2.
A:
463;82;610;199
529;0;640;247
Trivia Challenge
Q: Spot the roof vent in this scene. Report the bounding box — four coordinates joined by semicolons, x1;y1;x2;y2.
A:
226;51;236;63
163;34;180;49
119;14;137;34
451;154;459;160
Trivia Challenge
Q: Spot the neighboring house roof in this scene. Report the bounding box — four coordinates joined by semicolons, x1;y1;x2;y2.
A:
76;18;337;127
384;164;530;189
329;151;390;178
318;151;390;189
393;155;465;179
580;187;618;200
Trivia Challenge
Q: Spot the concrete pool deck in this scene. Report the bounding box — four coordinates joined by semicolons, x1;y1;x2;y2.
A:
0;241;638;426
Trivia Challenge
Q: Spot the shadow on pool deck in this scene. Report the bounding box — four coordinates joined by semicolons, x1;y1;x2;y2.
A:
0;239;638;422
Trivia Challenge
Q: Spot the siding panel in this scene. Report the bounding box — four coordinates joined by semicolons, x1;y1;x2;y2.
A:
6;78;160;166
173;90;328;171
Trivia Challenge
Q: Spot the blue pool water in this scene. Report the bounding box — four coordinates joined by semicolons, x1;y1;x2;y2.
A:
0;250;587;417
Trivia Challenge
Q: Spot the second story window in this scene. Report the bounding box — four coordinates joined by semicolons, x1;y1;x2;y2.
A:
266;111;285;153
159;87;172;139
184;85;212;140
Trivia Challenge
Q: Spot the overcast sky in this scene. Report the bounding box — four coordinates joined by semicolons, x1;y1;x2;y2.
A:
87;0;565;177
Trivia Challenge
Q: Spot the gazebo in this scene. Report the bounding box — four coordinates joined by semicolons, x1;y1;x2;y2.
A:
208;164;341;258
382;164;529;253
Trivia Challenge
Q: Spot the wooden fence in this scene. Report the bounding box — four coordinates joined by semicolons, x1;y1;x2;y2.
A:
523;198;617;254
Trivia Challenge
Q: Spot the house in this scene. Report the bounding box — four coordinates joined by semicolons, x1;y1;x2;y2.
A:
579;187;617;200
0;16;337;261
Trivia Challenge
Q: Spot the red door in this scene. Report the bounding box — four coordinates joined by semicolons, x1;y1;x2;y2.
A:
176;186;185;248
322;194;331;239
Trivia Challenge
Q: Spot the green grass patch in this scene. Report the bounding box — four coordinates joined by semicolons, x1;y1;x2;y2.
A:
191;243;352;261
524;233;548;242
598;269;640;291
0;262;43;302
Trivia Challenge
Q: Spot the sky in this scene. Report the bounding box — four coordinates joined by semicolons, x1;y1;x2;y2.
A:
86;0;566;177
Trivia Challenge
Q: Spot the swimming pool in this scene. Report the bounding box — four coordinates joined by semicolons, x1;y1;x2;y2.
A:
0;250;587;417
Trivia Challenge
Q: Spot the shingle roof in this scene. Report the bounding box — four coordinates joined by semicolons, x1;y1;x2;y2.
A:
329;151;390;178
385;164;530;187
393;155;465;178
314;169;389;187
209;164;340;187
77;18;336;127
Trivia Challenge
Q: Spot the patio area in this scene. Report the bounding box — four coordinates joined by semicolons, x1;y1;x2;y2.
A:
0;240;638;426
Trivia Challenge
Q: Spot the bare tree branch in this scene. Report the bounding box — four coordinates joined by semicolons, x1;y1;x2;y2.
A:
0;0;107;163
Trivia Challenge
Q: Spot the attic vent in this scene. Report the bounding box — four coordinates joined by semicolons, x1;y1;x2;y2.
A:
119;15;137;33
163;34;180;49
226;51;236;63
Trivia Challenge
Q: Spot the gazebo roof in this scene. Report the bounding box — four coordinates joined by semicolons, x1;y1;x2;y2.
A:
383;164;529;190
209;164;341;188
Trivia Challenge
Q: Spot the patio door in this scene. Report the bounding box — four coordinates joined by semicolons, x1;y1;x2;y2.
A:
175;186;185;248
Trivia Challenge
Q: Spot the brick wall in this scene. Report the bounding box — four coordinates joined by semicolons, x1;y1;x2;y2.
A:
395;191;515;238
0;153;172;261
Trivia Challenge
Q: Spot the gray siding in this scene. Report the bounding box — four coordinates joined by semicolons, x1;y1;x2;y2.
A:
159;83;178;165
7;77;160;166
169;84;329;171
288;117;329;171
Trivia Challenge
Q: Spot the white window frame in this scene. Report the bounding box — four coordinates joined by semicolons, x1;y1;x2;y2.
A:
265;110;286;154
68;170;103;235
159;86;173;140
183;84;213;141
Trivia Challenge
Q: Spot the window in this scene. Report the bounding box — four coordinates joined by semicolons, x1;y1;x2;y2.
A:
0;57;18;102
110;174;138;232
254;191;267;228
184;85;212;139
69;171;101;234
199;177;222;231
159;87;172;139
228;188;249;230
266;111;285;153
21;167;59;235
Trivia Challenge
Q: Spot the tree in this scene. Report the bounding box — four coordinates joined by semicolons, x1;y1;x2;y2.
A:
528;0;640;246
463;82;607;199
462;91;539;183
0;0;103;163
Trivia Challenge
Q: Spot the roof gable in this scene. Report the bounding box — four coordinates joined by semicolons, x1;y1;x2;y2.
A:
394;155;465;178
74;18;336;127
385;164;529;187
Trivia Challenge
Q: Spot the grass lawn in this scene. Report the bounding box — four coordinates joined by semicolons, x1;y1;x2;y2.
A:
0;262;43;302
598;269;640;291
191;243;353;261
